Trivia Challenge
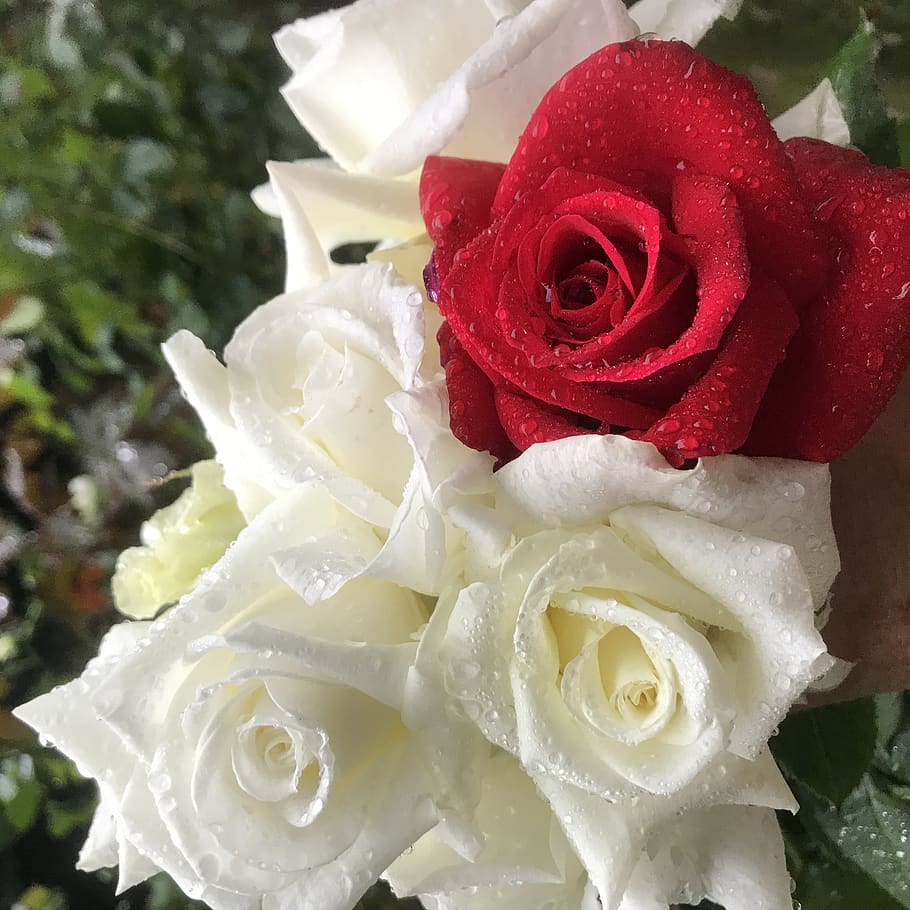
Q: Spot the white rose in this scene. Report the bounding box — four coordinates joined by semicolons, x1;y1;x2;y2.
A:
255;0;640;289
386;751;593;910
112;460;246;620
15;486;441;910
535;747;797;909
386;750;795;910
162;262;453;595
275;0;635;177
432;434;838;798
627;0;741;45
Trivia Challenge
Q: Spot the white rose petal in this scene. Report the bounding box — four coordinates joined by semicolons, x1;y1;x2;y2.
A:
772;77;851;146
112;460;246;620
620;805;792;910
277;0;636;177
535;749;796;910
261;0;637;273
628;0;741;45
15;486;441;910
162;331;277;520
387;752;590;910
254;160;423;292
609;505;830;758
430;435;835;805
497;435;839;609
163;263;461;597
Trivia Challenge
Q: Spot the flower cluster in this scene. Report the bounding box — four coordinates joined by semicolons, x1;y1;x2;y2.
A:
15;2;910;910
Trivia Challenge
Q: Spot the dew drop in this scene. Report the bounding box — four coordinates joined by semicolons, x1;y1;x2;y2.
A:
531;115;550;139
782;481;805;501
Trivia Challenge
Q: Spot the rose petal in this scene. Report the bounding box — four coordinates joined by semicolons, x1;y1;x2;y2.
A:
438;321;518;461
495;434;839;609
534;749;794;910
437;230;664;430
747;139;910;461
266;745;437;910
638;272;798;464
421;156;506;280
628;0;742;45
161;332;277;521
772;78;850;146
495;39;832;309
621;805;792;910
610;505;830;758
494;385;590;449
260;160;423;292
222;262;424;521
275;1;504;173
359;0;639;176
387;753;587;909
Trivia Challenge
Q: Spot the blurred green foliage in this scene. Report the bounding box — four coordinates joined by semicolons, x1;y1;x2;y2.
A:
0;1;908;910
0;0;309;906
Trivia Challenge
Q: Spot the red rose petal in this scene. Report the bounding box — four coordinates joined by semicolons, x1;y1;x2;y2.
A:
438;228;663;429
746;139;910;461
557;173;748;383
495;39;831;309
438;321;516;462
640;273;798;466
420;156;505;280
495;386;590;451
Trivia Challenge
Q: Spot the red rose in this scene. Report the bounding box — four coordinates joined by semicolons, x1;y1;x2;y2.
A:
420;39;910;465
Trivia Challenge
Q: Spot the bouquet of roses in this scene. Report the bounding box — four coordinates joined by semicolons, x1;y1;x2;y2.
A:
15;1;910;909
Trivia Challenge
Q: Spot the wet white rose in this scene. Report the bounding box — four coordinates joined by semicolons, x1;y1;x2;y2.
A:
386;749;796;910
386;751;593;910
16;486;440;910
162;262;452;595
535;746;797;909
434;435;838;798
275;0;636;177
112;460;246;620
255;0;640;289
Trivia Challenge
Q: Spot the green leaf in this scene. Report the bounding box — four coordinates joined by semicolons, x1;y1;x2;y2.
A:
876;694;905;752
812;773;910;908
0;752;43;850
45;795;96;839
0;295;45;335
773;700;877;805
898;121;910;169
877;693;910;788
826;19;900;166
0;368;75;441
797;859;905;910
12;885;68;910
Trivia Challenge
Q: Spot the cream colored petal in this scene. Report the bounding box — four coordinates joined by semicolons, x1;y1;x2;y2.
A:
621;805;792;910
773;78;850;146
628;0;741;44
276;0;503;172
263;160;423;293
535;749;793;910
161;331;277;520
363;0;638;175
610;506;830;759
497;435;839;610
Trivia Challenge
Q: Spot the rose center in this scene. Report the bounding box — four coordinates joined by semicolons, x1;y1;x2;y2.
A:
597;627;662;723
611;679;659;717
